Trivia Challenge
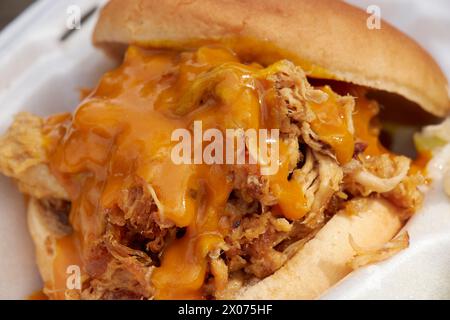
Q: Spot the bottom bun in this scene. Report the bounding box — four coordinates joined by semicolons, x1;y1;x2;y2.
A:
27;198;73;300
27;197;402;300
233;198;402;299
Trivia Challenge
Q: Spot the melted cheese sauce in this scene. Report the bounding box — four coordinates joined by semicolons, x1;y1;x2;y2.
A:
28;291;48;300
309;86;354;164
44;45;380;299
50;235;83;300
351;88;387;157
411;150;432;175
269;142;309;220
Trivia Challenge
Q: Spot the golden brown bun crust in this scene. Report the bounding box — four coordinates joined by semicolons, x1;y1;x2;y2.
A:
233;198;402;300
93;0;450;117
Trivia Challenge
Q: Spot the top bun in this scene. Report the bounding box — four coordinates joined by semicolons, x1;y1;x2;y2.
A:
93;0;450;117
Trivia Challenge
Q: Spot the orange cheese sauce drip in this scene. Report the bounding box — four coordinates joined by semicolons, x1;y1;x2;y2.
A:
269;142;308;220
309;86;354;164
28;291;48;300
151;164;231;299
351;88;387;157
50;235;83;300
410;150;432;175
46;46;265;299
44;45;382;299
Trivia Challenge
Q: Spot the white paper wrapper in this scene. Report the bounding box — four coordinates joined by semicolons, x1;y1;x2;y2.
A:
0;0;448;299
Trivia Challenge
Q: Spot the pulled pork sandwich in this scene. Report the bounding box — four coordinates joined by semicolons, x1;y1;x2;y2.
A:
1;0;449;300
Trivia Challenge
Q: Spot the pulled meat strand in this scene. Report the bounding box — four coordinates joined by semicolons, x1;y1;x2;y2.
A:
344;154;411;196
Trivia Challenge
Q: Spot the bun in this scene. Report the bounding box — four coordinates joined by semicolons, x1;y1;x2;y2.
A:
233;198;402;299
93;0;450;117
28;196;402;299
27;198;72;300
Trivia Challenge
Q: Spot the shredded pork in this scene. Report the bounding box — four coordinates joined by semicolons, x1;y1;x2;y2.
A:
344;155;411;196
0;59;425;300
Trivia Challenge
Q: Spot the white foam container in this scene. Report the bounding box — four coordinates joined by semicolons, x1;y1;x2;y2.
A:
0;0;449;300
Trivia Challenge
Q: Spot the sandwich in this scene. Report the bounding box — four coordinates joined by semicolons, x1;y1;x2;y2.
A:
0;0;449;300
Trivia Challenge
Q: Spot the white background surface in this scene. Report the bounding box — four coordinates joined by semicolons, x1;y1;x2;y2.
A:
0;0;449;299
